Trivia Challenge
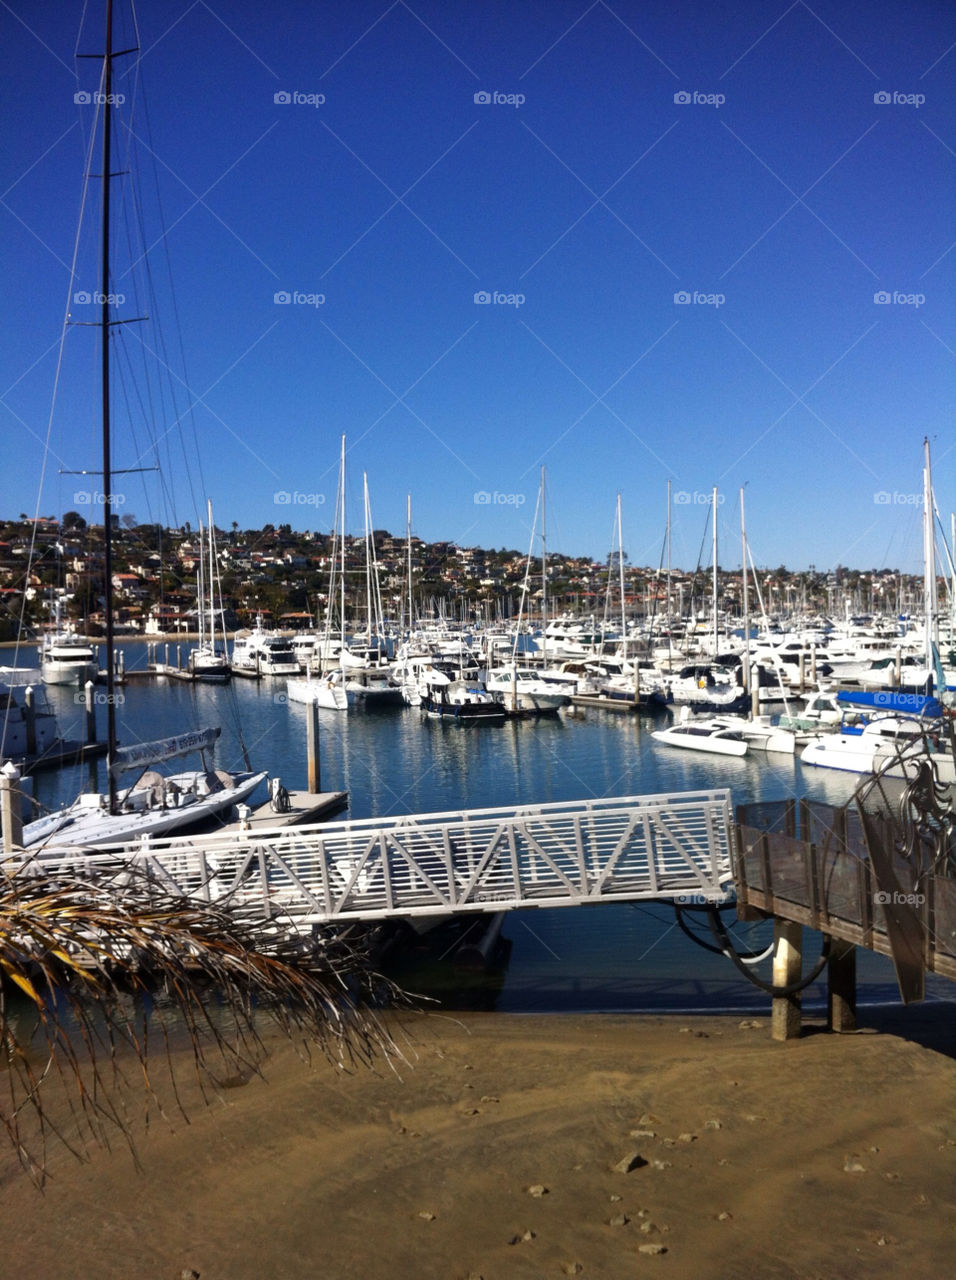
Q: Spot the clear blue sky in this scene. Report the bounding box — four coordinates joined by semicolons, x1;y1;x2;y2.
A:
1;0;953;573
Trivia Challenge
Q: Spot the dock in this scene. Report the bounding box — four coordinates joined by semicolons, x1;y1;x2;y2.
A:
219;788;348;834
571;693;644;713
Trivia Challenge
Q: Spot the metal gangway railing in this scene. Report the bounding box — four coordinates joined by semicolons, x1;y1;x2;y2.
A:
22;790;735;930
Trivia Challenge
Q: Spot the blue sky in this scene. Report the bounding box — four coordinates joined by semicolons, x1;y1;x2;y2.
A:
1;0;953;573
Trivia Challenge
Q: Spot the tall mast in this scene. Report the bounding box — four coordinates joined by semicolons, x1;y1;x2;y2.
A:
617;492;627;664
197;519;205;650
666;479;673;671
406;494;413;637
740;487;750;700
712;485;719;656
100;0;118;813
923;437;938;675
339;434;346;651
540;465;547;666
207;497;216;652
363;472;372;643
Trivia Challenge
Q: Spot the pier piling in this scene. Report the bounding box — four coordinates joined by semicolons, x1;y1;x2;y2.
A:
1;762;24;857
306;699;321;793
771;919;803;1041
827;939;857;1033
85;679;97;744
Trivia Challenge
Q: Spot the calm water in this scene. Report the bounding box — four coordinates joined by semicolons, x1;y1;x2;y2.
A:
24;641;952;1014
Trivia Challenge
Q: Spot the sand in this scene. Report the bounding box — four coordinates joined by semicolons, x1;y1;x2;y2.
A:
2;1007;954;1280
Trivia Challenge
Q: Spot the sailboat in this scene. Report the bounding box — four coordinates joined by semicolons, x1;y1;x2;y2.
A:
187;500;231;682
22;1;266;850
287;435;350;710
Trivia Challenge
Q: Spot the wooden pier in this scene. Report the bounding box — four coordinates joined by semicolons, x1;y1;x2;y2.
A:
733;793;956;1040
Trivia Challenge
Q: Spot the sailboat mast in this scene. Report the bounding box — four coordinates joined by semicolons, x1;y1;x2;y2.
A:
197;520;205;650
617;492;627;664
540;466;547;666
740;487;750;698
100;0;118;813
339;434;346;651
923;437;938;674
406;494;413;637
712;485;719;656
363;472;372;643
207;497;216;651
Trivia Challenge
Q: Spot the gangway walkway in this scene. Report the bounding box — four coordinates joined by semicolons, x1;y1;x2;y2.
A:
21;789;735;931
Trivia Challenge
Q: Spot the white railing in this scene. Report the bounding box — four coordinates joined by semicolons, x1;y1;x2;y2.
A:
20;789;735;928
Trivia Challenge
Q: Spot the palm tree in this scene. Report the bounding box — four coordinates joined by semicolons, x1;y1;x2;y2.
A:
0;866;412;1184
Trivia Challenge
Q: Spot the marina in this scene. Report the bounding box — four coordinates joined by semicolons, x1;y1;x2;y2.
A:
9;638;954;1014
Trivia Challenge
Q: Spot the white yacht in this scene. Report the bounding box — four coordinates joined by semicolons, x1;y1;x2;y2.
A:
40;627;99;687
651;719;749;757
231;615;299;676
800;713;955;782
482;665;570;713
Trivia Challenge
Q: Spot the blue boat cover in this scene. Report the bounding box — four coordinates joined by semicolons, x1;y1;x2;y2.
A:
836;689;944;718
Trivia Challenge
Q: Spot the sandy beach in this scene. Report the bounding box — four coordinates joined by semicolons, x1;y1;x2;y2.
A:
2;1005;954;1279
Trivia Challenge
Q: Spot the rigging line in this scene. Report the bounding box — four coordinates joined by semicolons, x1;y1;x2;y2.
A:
13;63;104;684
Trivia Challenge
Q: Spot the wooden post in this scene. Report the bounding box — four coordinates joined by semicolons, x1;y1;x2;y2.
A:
771;919;803;1041
306;699;321;794
84;679;97;744
798;652;806;693
827;939;857;1033
1;761;24;859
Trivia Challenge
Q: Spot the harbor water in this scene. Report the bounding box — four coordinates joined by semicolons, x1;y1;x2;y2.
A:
23;641;954;1015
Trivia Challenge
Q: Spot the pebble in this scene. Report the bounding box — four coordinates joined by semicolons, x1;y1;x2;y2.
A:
417;1211;436;1221
608;1213;630;1227
563;1265;583;1276
638;1244;667;1255
717;1211;733;1221
639;1221;659;1235
527;1184;548;1197
609;1194;622;1203
460;1108;481;1117
180;1272;200;1280
650;1159;672;1170
519;1230;536;1243
630;1129;656;1139
844;1156;866;1174
612;1152;648;1173
738;1019;761;1029
677;1133;697;1144
638;1113;659;1126
480;1095;499;1104
704;1119;723;1130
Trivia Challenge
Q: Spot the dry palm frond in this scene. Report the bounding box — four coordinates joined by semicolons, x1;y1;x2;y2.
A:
0;864;417;1184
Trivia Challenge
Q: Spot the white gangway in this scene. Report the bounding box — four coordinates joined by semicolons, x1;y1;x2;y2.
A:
19;789;736;931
